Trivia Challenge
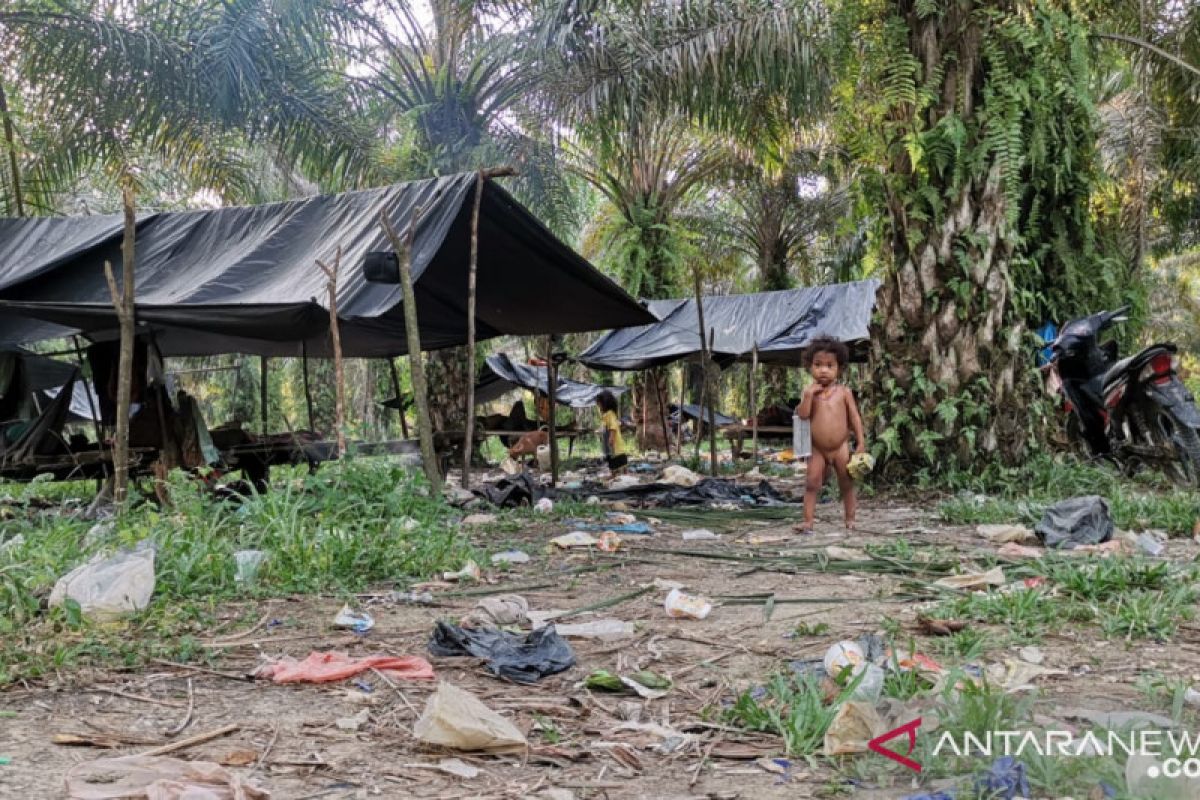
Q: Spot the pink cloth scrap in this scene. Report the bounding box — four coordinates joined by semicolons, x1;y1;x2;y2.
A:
256;651;435;684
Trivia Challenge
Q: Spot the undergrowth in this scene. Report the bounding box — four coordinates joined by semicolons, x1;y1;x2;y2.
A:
0;458;472;685
933;453;1200;534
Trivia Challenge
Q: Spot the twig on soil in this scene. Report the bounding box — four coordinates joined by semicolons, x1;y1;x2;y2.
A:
690;737;719;787
93;687;186;709
252;724;279;775
205;612;273;645
671;650;735;679
546;586;653;622
371;667;419;717
164;678;194;737
135;723;240;757
150;658;249;682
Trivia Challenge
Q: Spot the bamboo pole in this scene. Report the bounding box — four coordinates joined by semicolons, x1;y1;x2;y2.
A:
707;327;718;475
692;266;717;476
301;341;315;432
102;183;137;507
546;336;559;486
675;365;685;458
259;356;269;435
654;369;670;459
381;208;441;492
462;171;485;489
71;336;107;471
388;357;409;439
315;247;346;458
751;345;759;462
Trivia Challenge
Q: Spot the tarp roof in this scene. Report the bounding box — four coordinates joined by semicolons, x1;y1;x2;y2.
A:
0;174;655;357
475;352;626;408
578;280;880;371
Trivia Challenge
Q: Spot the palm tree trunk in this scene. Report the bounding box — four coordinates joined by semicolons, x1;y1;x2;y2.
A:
0;81;24;217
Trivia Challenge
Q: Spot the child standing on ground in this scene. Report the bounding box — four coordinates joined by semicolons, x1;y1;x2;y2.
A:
596;390;628;475
794;337;866;532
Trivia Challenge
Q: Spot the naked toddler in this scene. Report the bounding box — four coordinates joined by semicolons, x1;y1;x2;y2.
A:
793;337;866;532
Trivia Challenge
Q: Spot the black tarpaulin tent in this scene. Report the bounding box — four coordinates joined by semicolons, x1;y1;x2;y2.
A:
577;280;880;371
475;352;627;408
0;174;655;356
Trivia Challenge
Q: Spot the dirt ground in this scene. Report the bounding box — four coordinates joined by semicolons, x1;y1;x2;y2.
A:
2;491;1198;800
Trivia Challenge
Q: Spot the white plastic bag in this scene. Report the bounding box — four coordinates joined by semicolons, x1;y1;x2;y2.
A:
414;682;527;752
50;541;156;621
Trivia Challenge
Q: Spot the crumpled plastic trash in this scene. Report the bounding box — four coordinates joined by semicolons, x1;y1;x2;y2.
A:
233;550;268;585
932;566;1006;591
823;700;884;755
1035;495;1113;549
535;497;554;513
682;529;718;541
333;604;375;633
974;756;1029;800
428;621;575;683
491;549;530;565
443;561;481;581
551;531;598;548
662;464;702;487
977;524;1036;544
901;792;955;800
664;588;712;619
50;540;156;621
597;531;622;552
552;619;634;640
255;651;435;684
414;682;527;753
65;755;270;799
460;594;530;629
847;452;875;480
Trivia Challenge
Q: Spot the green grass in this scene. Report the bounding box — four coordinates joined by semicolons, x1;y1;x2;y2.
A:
935;453;1200;535
0;457;473;686
722;671;862;756
934;556;1197;641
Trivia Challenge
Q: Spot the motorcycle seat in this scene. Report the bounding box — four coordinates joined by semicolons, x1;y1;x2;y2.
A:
1101;355;1137;391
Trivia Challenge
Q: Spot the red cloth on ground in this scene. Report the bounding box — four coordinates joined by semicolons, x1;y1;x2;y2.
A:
257;651;435;683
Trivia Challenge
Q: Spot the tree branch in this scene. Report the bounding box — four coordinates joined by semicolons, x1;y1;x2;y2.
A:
1093;32;1200;80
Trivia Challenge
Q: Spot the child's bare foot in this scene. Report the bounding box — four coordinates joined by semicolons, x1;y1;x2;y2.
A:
845;519;855;530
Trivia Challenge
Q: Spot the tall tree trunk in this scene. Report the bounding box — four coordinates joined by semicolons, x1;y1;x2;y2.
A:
759;234;790;405
860;1;1105;471
426;346;471;433
103;185;137;507
0;81;23;217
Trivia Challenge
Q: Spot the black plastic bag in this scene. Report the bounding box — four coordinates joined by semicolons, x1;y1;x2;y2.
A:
428;621;575;684
1034;495;1113;549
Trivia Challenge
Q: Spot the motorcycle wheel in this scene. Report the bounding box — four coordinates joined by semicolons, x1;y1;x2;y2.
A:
1151;405;1200;486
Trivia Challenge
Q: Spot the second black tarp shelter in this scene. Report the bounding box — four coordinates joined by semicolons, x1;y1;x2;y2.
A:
577;280;880;371
0;174;655;356
475;353;627;408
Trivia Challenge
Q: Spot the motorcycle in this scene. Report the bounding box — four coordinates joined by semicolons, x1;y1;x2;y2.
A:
1043;306;1200;484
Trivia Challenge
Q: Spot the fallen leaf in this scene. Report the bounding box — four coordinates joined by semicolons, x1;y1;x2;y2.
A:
220;749;259;767
917;616;967;636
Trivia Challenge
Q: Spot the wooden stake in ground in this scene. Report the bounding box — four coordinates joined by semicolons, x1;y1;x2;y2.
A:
259;356;269;435
301;341;316;432
692;266;717;476
461;171;485;489
381;209;441;492
388;358;409;439
675;364;685;458
546;336;560;486
750;345;759;462
707;327;718;474
102;184;137;507
316;247;347;458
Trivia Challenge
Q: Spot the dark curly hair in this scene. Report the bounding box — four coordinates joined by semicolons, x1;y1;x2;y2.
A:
803;336;849;368
596;390;619;414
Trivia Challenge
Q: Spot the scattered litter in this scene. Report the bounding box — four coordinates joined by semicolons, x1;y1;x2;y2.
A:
977;524;1036;544
551;531;598;549
662;464;703;487
397;516;420;531
824;701;884;755
1035;495;1113;549
974;756;1029;800
901;793;955;800
621;671;671;699
651;578;684;592
823;641;865;678
611;720;694;750
932;566;1005;591
65;755;270;800
1185;688;1200;709
499;457;521;476
335;708;370;732
851;663;885;703
664;588;712;620
917;616;968;636
461;513;497;526
333;604;375;633
388;590;435;605
584;670;624;692
461;594;530;629
597;531;622;552
756;757;790;775
491;550;530;565
445;487;476;506
1018;646;1044;665
535;497;554;513
475;473;549;508
1072;539;1131;556
50;541;156;621
233;550;268;585
745;533;791;545
846;451;875;480
825;545;870;561
428;621;575;683
552;619;635;640
607;474;642;490
570;522;652;534
443;561;481;582
585;496;600;505
681;529;719;541
414;682;527;753
996;542;1043;560
218;750;258;767
255;652;435;684
1136;531;1166;556
608;512;637;524
988;660;1065;693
